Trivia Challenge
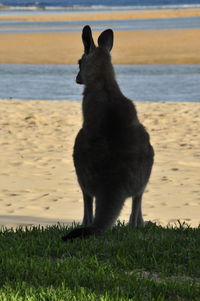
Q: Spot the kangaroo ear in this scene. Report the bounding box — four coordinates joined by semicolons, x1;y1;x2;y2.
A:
98;29;113;52
82;25;95;54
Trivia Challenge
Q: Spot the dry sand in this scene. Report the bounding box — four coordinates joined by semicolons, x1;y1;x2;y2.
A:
1;8;200;22
0;100;199;229
1;29;200;65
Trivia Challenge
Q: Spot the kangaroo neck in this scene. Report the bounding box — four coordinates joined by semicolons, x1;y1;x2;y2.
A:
83;77;122;99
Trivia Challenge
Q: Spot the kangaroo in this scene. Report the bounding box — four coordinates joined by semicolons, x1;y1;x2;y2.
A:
62;25;154;241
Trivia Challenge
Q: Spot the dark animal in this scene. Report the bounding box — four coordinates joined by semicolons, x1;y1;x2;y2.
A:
62;25;154;241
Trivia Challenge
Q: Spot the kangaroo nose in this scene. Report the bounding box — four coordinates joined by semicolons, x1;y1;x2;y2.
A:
76;73;83;84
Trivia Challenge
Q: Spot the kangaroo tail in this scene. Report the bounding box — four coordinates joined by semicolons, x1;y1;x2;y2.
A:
62;194;125;241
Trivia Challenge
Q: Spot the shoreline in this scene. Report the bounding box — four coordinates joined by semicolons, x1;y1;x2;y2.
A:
0;7;200;229
0;99;199;229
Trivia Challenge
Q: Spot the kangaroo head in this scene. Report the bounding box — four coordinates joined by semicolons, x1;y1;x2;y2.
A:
76;25;114;85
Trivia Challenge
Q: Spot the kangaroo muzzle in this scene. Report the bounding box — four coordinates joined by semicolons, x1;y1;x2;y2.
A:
76;72;83;84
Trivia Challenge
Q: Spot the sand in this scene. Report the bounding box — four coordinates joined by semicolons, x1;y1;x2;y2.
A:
0;29;200;65
0;99;199;229
1;8;200;22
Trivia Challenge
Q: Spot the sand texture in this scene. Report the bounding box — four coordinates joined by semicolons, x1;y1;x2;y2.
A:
0;29;200;65
0;100;199;229
1;8;200;21
1;29;200;65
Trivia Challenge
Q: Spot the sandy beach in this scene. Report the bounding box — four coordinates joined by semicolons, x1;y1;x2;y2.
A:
0;100;199;229
0;8;199;228
1;29;200;65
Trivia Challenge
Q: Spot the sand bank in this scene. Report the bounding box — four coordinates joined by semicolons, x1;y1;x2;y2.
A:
1;8;200;22
0;28;200;64
0;100;199;229
1;7;200;64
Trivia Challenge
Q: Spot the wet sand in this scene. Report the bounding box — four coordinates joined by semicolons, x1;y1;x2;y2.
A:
0;100;199;229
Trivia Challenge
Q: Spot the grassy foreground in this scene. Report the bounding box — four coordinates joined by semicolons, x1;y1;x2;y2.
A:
0;222;199;301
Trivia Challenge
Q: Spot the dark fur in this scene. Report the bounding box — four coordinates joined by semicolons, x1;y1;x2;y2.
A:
62;26;154;241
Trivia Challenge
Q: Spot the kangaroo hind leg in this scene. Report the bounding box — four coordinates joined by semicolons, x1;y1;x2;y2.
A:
82;192;93;226
129;194;144;227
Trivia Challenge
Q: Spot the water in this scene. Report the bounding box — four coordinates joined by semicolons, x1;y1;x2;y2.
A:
1;0;200;10
0;64;199;102
1;17;200;33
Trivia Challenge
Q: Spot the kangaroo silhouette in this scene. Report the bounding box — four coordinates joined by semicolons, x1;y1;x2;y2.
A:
62;25;154;241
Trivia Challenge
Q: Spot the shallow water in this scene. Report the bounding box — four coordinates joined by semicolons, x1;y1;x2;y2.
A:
0;17;200;33
0;64;199;102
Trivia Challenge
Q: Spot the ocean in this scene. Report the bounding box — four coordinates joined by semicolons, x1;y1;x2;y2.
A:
1;0;200;10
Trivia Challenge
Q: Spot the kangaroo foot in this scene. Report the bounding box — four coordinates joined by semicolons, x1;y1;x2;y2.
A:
62;226;102;241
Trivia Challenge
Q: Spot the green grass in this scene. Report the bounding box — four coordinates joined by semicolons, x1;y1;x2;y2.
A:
0;222;199;301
